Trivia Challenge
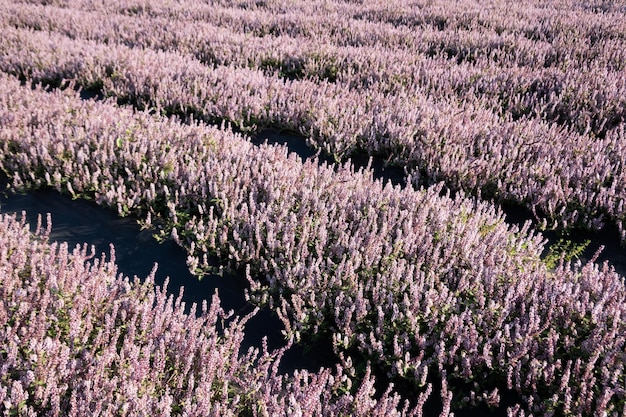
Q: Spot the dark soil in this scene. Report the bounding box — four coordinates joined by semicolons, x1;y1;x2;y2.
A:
0;181;336;375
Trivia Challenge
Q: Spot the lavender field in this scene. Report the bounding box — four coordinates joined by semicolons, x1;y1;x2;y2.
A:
0;0;625;415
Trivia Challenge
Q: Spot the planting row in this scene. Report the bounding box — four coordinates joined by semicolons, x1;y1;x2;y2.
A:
1;74;624;415
1;27;625;242
4;0;625;73
8;0;625;70
2;0;624;139
0;211;422;416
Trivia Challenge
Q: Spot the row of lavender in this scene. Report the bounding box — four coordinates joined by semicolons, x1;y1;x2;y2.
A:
8;0;625;67
4;0;625;73
1;26;624;243
2;0;624;140
0;211;420;416
1;74;624;415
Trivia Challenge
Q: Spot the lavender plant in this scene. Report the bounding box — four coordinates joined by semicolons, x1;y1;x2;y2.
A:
6;0;622;73
3;0;623;129
0;20;624;241
0;211;422;416
1;5;624;139
1;75;624;414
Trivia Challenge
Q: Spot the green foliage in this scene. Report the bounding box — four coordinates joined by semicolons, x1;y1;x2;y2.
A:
543;237;591;269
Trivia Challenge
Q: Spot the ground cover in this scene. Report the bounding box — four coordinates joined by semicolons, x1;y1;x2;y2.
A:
0;16;623;241
1;74;625;415
1;0;625;415
0;210;418;416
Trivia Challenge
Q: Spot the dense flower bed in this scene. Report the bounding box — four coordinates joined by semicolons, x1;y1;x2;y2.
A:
0;6;624;239
1;0;625;414
1;75;625;415
3;0;625;125
0;211;423;416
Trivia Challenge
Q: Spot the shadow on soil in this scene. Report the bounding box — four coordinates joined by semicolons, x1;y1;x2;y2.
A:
0;178;336;375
